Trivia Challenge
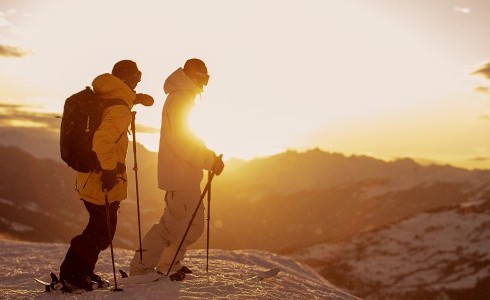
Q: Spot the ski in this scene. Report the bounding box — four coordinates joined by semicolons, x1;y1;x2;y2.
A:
114;271;164;286
246;267;281;281
33;272;63;292
116;266;280;286
116;267;190;285
35;266;280;294
34;272;108;294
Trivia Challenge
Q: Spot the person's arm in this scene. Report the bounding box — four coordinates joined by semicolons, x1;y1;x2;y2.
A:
166;94;216;171
93;105;131;170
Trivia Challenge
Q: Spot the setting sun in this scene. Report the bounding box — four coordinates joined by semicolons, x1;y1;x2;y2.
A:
1;0;490;168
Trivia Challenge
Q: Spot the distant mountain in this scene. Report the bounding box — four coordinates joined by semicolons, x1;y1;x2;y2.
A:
0;145;80;243
0;144;164;250
0;127;61;162
2;141;490;252
290;194;490;299
207;149;490;252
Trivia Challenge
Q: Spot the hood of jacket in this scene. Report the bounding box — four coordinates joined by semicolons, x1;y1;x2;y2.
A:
163;68;202;95
92;73;136;106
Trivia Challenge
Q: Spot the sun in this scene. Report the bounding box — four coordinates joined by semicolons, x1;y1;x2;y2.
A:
188;100;286;161
131;103;283;160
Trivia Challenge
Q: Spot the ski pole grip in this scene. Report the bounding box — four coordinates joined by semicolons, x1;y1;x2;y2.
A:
131;111;136;131
212;154;223;177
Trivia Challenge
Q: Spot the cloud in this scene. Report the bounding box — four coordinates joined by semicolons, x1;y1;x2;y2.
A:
0;14;12;27
0;102;160;134
474;86;490;94
0;44;29;58
454;6;471;14
472;62;490;80
468;156;490;162
0;102;60;130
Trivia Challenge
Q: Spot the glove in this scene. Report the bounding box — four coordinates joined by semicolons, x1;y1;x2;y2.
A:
134;93;154;106
101;169;117;192
212;155;225;176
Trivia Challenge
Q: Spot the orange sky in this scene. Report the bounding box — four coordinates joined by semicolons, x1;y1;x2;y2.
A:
1;0;490;170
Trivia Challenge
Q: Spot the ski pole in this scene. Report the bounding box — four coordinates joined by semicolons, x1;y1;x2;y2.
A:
131;111;145;262
206;170;211;272
166;155;222;277
104;189;123;292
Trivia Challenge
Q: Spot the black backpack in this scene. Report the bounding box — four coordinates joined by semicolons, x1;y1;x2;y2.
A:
60;87;129;173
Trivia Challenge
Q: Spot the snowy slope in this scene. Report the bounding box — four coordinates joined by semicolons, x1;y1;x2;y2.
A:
0;239;358;299
291;193;490;299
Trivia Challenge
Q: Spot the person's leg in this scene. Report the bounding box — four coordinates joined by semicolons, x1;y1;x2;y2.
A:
129;221;168;275
130;193;170;275
60;200;119;280
155;190;204;275
88;201;120;275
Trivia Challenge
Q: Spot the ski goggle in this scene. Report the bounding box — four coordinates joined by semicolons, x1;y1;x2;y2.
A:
132;71;142;83
195;71;209;86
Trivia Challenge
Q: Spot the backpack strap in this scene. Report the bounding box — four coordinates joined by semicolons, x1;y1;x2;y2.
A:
115;129;126;144
101;98;131;143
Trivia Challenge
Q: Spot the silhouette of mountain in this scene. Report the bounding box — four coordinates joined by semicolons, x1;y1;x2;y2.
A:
0;145;81;243
204;149;490;252
1;141;490;254
0;127;60;162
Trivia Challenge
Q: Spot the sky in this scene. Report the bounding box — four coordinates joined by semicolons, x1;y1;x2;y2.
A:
1;0;490;169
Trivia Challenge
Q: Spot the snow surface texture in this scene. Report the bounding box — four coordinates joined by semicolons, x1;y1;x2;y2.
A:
291;196;490;299
0;239;358;299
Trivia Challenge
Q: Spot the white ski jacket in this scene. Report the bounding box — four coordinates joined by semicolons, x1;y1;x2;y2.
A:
157;68;216;192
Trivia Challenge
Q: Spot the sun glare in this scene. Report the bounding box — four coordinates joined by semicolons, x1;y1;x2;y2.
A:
189;97;292;160
3;0;490;169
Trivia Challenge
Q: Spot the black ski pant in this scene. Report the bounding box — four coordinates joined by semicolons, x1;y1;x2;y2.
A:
60;199;120;280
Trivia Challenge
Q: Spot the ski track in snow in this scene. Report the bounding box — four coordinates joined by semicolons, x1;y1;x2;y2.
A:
0;239;358;299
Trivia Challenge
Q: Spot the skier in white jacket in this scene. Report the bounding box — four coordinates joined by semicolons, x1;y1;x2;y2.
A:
129;58;224;280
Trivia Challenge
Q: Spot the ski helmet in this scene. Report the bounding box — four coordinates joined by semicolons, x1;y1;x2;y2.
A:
183;58;209;86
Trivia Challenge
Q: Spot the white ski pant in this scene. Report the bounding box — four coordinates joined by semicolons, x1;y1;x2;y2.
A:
129;190;204;275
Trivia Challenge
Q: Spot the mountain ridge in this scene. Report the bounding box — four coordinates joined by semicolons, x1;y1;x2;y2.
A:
1;144;489;251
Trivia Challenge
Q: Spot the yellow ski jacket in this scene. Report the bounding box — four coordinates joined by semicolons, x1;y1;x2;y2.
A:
76;73;135;205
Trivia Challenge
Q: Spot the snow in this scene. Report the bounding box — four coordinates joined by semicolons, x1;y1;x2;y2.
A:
291;199;490;298
0;197;14;206
0;239;358;299
0;218;33;232
22;202;40;213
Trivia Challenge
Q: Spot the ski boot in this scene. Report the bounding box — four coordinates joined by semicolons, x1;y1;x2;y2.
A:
169;266;193;281
179;266;193;274
60;274;97;292
89;272;110;288
169;270;186;282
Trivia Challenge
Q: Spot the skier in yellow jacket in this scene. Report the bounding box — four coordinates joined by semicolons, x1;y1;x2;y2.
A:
59;60;152;290
129;58;224;280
